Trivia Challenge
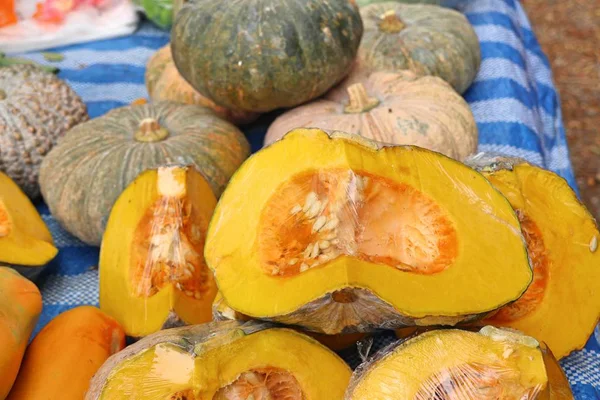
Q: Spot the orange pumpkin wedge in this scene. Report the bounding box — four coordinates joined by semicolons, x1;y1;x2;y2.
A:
0;267;42;399
99;165;218;337
6;306;125;400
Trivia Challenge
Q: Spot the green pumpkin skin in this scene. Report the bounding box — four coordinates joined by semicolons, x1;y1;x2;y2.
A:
171;0;364;113
38;102;251;246
358;2;480;94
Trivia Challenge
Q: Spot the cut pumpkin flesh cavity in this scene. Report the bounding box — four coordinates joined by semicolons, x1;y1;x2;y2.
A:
0;171;57;271
85;321;352;400
99;165;218;337
467;155;600;359
205;128;532;334
345;326;569;400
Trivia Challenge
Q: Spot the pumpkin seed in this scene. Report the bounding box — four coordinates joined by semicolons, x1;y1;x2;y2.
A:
322;217;339;231
290;204;302;215
312;215;327;232
303;245;313;259
310;242;320;259
319;240;330;249
306;200;321;219
303;192;318;212
590;235;598;253
245;372;262;386
300;263;309;272
288;258;298;265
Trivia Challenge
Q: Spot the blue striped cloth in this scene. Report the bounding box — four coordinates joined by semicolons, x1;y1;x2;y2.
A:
17;0;599;398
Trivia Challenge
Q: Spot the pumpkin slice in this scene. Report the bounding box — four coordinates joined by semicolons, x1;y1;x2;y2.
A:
0;171;57;279
0;267;42;399
85;321;352;400
264;70;478;161
345;326;553;399
205;128;532;334
99;165;218;337
213;292;367;351
539;343;574;399
467;154;600;359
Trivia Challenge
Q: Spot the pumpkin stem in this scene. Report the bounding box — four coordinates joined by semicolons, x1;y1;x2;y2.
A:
135;118;170;142
379;10;405;33
344;83;380;114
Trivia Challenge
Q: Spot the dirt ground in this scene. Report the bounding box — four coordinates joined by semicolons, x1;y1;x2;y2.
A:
522;0;600;220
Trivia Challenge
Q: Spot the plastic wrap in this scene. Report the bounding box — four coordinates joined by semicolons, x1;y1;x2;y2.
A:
345;326;555;400
98;165;218;338
205;128;533;335
85;320;352;400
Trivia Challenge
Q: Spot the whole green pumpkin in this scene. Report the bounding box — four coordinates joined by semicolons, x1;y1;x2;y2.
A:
38;102;251;246
171;0;364;113
357;2;480;94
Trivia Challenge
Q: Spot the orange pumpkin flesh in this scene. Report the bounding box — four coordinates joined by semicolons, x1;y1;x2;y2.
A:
6;306;125;400
100;165;218;337
258;169;458;277
0;267;42;399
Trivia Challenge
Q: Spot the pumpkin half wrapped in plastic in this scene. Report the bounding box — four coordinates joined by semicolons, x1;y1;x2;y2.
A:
205;128;533;335
467;153;600;359
344;326;573;399
85;320;352;400
99;165;218;338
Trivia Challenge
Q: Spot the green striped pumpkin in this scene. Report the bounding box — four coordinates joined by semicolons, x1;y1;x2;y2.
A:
39;102;251;246
357;2;480;94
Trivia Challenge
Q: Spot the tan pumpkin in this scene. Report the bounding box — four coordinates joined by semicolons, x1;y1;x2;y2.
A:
145;46;259;125
264;70;478;161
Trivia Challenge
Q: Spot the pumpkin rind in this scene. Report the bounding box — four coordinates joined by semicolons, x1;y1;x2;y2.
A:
39;102;251;246
145;46;259;125
171;0;364;112
265;70;477;161
358;2;480;94
0;65;89;199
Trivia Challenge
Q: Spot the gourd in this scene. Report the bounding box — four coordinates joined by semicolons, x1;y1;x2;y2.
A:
0;64;88;198
357;2;480;94
205;128;533;335
467;154;600;359
0;267;42;400
145;45;259;125
6;306;126;400
345;326;570;399
0;171;57;281
85;320;352;400
39;102;251;246
171;0;364;112
265;70;478;161
99;165;218;337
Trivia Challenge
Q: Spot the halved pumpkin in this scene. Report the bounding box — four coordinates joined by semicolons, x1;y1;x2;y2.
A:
0;171;57;280
468;154;600;359
213;292;367;351
205;128;533;334
99;165;218;337
85;321;352;400
345;326;553;399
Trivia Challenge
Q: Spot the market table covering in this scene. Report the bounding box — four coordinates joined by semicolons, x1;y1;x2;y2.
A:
15;0;599;398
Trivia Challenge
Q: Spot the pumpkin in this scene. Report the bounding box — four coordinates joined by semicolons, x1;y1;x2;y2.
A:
265;70;478;161
145;45;259;125
357;0;449;6
99;165;218;337
85;321;352;400
171;0;364;112
205;128;532;335
212;292;368;351
357;2;480;94
345;326;557;399
0;64;88;199
6;306;126;400
39;102;251;246
0;171;57;281
467;154;600;359
0;267;42;400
